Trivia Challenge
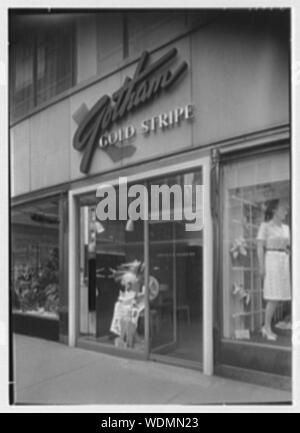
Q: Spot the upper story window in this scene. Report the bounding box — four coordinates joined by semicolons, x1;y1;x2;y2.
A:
11;36;35;120
36;25;74;105
10;17;75;122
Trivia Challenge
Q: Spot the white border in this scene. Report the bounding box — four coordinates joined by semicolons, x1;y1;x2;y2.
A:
2;0;299;413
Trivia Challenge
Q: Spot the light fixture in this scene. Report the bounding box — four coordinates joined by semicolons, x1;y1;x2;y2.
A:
95;221;105;234
30;212;59;225
125;219;134;232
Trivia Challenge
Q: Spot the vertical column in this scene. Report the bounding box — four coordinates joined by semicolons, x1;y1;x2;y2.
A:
68;192;78;347
203;159;214;376
79;207;89;335
59;193;69;343
144;218;150;359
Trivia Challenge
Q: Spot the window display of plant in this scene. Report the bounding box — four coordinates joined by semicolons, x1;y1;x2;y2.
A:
12;248;59;316
230;237;248;259
44;283;59;313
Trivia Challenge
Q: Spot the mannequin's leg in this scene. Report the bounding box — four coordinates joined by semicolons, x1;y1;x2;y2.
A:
265;301;278;333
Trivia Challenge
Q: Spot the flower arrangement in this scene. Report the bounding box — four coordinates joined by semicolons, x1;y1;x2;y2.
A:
230;237;248;259
232;283;251;306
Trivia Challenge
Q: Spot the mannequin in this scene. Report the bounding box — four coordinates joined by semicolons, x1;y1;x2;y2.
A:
257;199;291;341
109;261;159;348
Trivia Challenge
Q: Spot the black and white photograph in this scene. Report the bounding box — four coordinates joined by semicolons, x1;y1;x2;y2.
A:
1;0;300;413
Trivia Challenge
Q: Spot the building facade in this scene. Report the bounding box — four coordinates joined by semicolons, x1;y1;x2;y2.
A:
10;9;291;390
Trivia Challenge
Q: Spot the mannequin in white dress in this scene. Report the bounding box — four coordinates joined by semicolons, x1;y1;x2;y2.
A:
257;199;290;341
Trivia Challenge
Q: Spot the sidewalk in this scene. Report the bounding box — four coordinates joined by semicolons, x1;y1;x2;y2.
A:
13;334;291;406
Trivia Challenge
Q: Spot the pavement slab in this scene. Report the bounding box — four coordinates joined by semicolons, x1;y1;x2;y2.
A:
13;334;292;406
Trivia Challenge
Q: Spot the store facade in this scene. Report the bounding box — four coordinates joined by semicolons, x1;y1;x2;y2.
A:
10;10;291;389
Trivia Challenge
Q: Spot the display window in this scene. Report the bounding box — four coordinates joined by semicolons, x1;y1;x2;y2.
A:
222;151;291;348
11;198;60;319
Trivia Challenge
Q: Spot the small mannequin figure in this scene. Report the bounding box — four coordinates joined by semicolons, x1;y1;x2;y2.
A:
110;261;159;348
257;199;291;341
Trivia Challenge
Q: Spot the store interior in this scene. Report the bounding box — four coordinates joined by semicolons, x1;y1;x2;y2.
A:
78;171;204;364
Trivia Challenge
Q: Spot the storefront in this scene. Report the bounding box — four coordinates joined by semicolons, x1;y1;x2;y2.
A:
10;9;291;389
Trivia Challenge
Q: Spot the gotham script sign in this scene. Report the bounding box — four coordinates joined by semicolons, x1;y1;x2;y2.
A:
73;48;188;174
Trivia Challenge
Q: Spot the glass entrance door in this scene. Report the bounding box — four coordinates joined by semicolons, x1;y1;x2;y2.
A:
149;221;177;354
148;170;204;364
149;220;203;363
